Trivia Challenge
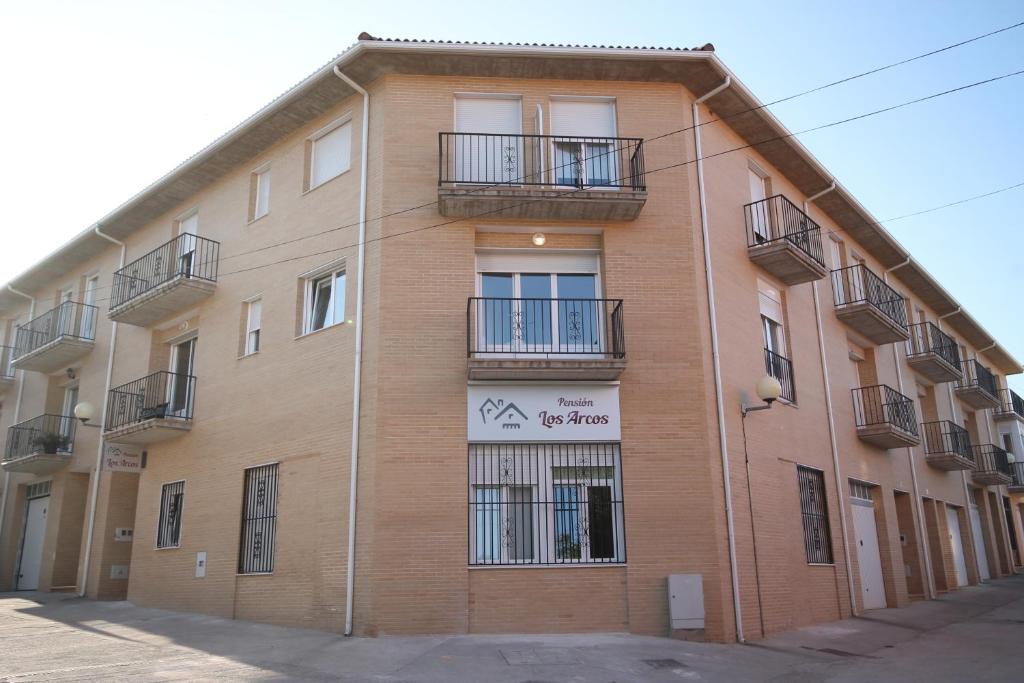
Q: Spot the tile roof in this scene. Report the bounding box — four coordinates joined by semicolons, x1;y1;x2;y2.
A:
355;32;715;52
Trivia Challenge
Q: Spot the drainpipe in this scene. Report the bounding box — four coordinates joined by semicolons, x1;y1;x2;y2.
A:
971;342;1013;572
804;183;858;616
883;257;936;598
0;286;35;569
333;65;369;637
692;76;746;642
79;225;125;597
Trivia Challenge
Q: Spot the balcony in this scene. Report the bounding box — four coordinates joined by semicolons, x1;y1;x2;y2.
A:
103;371;195;445
921;420;975;471
438;133;647;221
1009;462;1024;493
2;414;76;475
0;346;14;391
971;444;1012;486
744;195;828;285
954;359;1000;410
852;384;920;449
765;348;796;402
905;322;962;384
108;234;220;327
830;264;909;345
467;298;625;380
11;302;97;373
993;389;1024;423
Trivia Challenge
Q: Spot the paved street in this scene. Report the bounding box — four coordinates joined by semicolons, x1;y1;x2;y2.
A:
1;576;1023;681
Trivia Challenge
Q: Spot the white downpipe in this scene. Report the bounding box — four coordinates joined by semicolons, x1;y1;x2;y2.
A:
804;184;858;616
79;225;125;597
333;65;369;637
692;76;746;642
883;258;936;598
0;286;35;565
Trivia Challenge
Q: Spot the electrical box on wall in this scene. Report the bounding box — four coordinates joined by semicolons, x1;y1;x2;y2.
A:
195;551;207;578
668;574;705;630
110;565;129;580
114;528;133;542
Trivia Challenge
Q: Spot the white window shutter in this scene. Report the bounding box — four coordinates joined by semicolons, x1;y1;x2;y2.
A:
549;100;616;137
312;122;352;188
454;97;522;134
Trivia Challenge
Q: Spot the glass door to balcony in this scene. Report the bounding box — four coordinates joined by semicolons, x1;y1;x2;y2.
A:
59;385;78;451
168;337;196;418
550;99;618;189
478;272;600;356
453;96;524;185
177;212;199;278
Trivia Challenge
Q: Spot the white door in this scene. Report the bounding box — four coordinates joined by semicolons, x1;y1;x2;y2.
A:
549;99;617;187
168;337;197;417
748;169;770;242
970;504;991;581
81;275;99;339
177;212;199;277
454;96;523;184
851;500;886;610
59;386;78;447
946;506;969;587
56;288;74;337
16;496;48;590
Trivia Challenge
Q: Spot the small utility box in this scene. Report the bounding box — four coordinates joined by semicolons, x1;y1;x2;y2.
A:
668;574;704;630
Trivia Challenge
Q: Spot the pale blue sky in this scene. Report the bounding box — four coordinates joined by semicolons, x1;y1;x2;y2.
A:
1;1;1021;387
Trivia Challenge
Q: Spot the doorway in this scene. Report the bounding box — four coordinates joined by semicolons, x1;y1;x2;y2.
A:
969;493;991;581
849;482;886;610
16;489;49;590
946;506;969;587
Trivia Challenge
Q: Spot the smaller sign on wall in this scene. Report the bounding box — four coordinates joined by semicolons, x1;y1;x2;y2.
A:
104;445;142;473
468;383;621;442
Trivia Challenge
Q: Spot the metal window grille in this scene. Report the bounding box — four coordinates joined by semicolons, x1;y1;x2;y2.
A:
157;481;185;548
797;466;834;564
26;481;51;499
848;480;873;501
468;443;625;566
238;463;279;574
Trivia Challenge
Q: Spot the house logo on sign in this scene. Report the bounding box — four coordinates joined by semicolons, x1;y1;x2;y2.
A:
478;398;528;430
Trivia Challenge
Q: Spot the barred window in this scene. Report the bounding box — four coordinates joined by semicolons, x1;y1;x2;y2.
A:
157;481;185;548
238;463;279;574
469;443;625;566
798;466;834;564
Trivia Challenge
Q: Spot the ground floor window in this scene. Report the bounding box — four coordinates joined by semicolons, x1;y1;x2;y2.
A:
797;466;834;564
238;463;279;574
157;481;185;548
468;443;625;566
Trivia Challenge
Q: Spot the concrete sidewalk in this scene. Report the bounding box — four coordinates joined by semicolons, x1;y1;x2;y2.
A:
1;576;1023;681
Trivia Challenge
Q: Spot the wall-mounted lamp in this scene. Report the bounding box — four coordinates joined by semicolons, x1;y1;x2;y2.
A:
531;232;546;247
74;401;98;427
741;375;782;417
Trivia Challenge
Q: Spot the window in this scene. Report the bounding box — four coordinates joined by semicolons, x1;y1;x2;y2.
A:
251;167;270;221
81;275;99;339
759;280;794;401
468;443;625;565
157;481;185;548
549;98;617;187
1004;433;1014;455
239;463;279;574
303;266;345;334
309;119;352;189
244;299;261;355
797;466;834;564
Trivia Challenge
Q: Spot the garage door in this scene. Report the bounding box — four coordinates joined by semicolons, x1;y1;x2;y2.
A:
849;482;885;610
16;492;48;591
969;503;991;581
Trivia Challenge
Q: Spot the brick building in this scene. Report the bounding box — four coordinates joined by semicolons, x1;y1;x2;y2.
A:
0;35;1021;642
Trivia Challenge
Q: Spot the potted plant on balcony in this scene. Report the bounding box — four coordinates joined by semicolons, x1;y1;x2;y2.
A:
32;431;70;455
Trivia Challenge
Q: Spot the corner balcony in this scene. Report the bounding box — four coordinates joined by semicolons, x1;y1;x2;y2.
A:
954;359;1000;411
108;234;220;327
744;194;828;286
852;384;920;449
438;133;647;221
2;414;76;475
103;371;195;445
11;302;97;374
1009;462;1024;493
993;389;1024;423
830;264;909;345
971;444;1012;486
921;420;975;472
905;322;962;384
0;346;14;391
467;298;625;380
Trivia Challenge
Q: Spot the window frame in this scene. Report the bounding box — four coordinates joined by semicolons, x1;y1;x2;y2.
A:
156;480;186;549
797;465;834;565
307;115;353;191
238;462;280;575
302;264;346;335
250;164;271;222
244;298;262;356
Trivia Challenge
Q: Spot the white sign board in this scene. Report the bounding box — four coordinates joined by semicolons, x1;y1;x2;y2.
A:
468;384;620;442
103;444;142;473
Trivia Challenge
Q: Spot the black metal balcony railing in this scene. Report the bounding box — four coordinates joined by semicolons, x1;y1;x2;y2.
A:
905;321;960;368
468;298;625;357
105;371;197;431
956;359;999;398
998;389;1024;418
852;384;918;436
743;194;826;267
110;233;220;311
1010;461;1024;488
921;420;973;462
764;347;796;402
14;301;98;359
830;264;908;331
972;444;1011;478
438;132;646;191
4;414;76;462
0;345;14;379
